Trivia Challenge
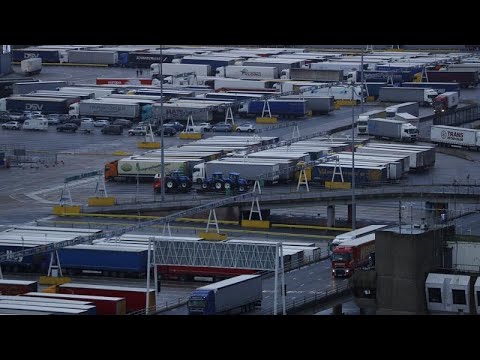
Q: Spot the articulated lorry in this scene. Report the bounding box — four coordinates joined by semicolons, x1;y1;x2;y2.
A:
280;68;343;82
426;71;479;88
357;109;386;135
331;234;376;277
246;99;308;118
430;125;480;150
105;157;203;181
69;99;152;122
192;160;280;185
432;91;459;113
401;82;461;94
20;58;42;76
216;65;278;79
379;87;437;106
5;96;74;114
367;118;418;142
187;274;262;315
150;63;212;78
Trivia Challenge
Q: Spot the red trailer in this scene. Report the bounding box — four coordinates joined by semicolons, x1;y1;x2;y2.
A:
0;280;38;295
96;78;153;85
331;234;375;277
158;265;258;281
426;71;479;88
59;283;154;313
24;292;126;315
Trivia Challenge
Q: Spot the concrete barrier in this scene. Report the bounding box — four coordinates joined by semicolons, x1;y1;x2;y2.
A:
52;205;81;215
137;142;161;149
179;132;203;140
325;181;351;189
87;197;117;206
198;231;228;241
241;220;271;229
39;276;72;286
256;117;278;124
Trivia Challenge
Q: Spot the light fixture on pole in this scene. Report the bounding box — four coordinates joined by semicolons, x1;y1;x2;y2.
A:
160;44;165;202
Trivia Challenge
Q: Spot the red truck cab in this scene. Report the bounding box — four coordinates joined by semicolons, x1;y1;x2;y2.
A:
331;234;375;277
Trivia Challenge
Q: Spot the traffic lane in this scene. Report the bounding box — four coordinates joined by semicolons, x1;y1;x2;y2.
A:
257;259;346;314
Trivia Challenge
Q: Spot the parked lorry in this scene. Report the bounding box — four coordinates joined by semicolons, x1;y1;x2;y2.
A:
331;234;376;277
105;157;202;181
306;61;368;72
432;91;459;114
67;50;118;65
20;58;42;76
379;87;438;106
216;65;278;79
246;99;308;118
401;82;461;94
151;63;211;78
426;71;479;88
385;102;420;117
180;56;237;72
357;109;386;135
128;52;174;69
13;81;68;95
280;68;343;82
430;125;480;150
187;274;262;315
280;95;334;114
69;99;152;121
5;96;74;114
367;118;418;142
96;78;153;86
192;160;280;185
12;49;61;63
346;70;415;84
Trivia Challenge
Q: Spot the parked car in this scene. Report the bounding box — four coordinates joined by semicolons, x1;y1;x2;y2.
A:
56;123;78;132
154;126;177;137
236;123;256;133
94;119;110;127
1;121;21;130
212;123;233;132
112;118;132;128
164;122;184;132
0;113;12;122
185;123;213;133
47;116;60;125
101;125;123;135
128;126;148;136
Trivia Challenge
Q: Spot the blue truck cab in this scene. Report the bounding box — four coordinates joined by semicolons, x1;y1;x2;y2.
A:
187;289;216;315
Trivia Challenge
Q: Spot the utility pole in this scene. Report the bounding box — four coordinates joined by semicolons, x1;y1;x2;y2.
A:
360;46;364;114
351;83;356;230
160;44;165;202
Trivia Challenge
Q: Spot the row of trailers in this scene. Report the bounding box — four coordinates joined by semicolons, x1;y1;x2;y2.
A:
0;226;321;282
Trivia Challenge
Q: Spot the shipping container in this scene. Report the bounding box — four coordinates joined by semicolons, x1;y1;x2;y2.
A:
67;50;118;65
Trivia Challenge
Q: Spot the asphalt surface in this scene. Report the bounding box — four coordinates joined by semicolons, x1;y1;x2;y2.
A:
161;258;345;315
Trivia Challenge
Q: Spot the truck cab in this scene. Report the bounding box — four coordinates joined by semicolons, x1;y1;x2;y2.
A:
357;115;370;135
331;246;355;277
401;123;419;142
424;89;438;106
187;289;215;315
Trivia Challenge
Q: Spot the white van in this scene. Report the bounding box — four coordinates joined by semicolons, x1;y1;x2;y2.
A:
22;117;48;131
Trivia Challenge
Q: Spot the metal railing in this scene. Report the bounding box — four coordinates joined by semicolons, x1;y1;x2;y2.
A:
258;280;350;315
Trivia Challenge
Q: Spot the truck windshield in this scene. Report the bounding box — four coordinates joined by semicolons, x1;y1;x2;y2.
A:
407;129;419;134
331;253;352;262
188;299;206;309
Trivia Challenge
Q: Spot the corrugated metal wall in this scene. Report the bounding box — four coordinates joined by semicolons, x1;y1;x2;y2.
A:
0;53;12;77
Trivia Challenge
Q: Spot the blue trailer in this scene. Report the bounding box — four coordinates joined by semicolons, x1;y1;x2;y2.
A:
312;164;388;186
247;99;308;118
180;56;236;72
12;49;60;63
6;96;74;114
363;82;389;98
127;52;174;68
401;82;461;94
352;71;415;83
187;274;262;315
58;246;148;276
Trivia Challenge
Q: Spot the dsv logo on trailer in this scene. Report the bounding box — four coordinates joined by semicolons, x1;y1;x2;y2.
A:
25;104;44;111
24;53;40;59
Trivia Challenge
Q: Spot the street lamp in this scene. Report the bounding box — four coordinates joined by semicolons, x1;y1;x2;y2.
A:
351;81;356;230
160;44;165;202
